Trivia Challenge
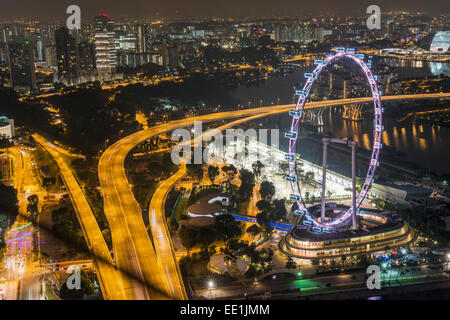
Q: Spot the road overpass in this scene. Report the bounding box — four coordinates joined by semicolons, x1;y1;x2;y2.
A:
25;93;448;299
33;134;136;300
98;92;450;299
145;112;305;299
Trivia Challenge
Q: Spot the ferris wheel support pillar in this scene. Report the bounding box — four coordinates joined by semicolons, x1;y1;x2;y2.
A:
321;138;330;223
350;141;358;229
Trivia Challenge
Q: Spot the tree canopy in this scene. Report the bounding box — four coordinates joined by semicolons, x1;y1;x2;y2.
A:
259;181;275;201
238;169;255;201
214;214;242;244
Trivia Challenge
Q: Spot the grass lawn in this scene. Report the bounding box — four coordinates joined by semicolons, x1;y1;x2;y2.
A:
261;272;297;283
174;197;188;221
33;146;63;192
297;273;448;296
45;283;59;300
131;179;157;211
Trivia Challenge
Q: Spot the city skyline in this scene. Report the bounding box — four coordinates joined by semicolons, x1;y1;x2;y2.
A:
0;0;449;21
0;1;449;303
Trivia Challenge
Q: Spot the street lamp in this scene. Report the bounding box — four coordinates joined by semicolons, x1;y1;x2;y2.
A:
208;280;214;298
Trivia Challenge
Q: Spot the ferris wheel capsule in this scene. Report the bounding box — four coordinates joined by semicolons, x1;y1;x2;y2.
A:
285;154;295;162
290;194;301;201
289;110;302;117
285;131;297;139
346;48;356;54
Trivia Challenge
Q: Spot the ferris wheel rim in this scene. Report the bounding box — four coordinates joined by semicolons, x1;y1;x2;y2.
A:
287;51;383;228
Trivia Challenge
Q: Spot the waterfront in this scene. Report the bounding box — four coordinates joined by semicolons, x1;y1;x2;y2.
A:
234;58;450;176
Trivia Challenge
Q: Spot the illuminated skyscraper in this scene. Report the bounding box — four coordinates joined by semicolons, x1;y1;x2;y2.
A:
137;24;147;53
7;40;36;92
94;14;117;81
77;41;96;77
55;27;77;78
45;45;57;68
36;39;43;61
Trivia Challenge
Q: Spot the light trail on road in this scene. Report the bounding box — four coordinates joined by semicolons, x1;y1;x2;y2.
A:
33;134;134;300
19;93;446;300
99;92;450;299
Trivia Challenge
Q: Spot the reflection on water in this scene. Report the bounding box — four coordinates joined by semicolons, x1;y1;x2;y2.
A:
430;62;450;77
231;58;450;105
325;108;450;175
382;131;391;147
383;58;450;77
231;63;312;106
232;57;450;175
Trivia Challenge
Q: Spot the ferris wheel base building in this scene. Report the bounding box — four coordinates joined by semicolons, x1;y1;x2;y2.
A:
279;208;416;260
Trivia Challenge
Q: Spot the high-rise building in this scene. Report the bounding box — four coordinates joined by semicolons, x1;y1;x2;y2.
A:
7;40;36;92
55;27;96;84
45;45;57;68
168;45;179;70
117;52;152;68
36;39;43;61
160;43;179;70
55;27;77;78
117;33;136;51
77;41;96;77
1;26;11;44
0;43;7;64
137;24;147;53
161;44;168;69
94;14;117;81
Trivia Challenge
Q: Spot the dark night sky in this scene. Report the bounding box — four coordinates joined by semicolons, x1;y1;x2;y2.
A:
0;0;448;21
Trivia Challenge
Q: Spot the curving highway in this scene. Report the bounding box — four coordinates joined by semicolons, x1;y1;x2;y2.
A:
33;134;134;300
98;92;450;299
30;93;449;299
146;111;302;300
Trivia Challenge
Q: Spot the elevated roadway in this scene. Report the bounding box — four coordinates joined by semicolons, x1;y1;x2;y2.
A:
26;93;448;299
99;92;450;299
33;134;136;300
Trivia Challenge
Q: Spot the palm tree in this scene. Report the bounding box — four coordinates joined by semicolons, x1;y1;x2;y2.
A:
252;160;264;179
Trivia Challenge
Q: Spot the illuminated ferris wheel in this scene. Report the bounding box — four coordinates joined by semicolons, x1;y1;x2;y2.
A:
285;48;383;229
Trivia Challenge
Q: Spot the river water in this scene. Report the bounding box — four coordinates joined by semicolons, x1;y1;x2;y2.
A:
231;57;450;175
